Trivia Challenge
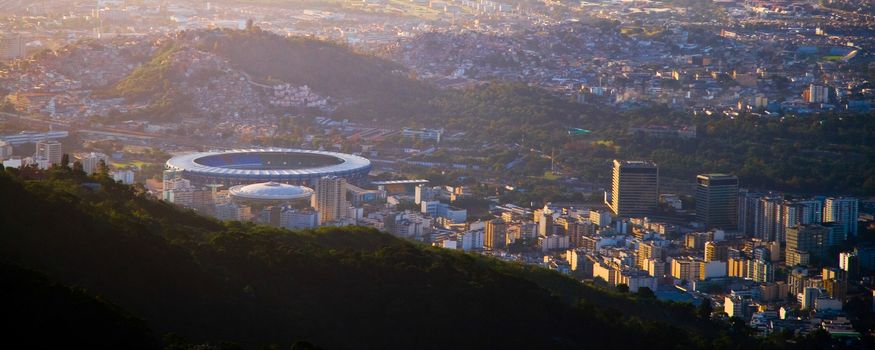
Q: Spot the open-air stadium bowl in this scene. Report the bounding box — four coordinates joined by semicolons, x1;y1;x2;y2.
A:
165;148;371;187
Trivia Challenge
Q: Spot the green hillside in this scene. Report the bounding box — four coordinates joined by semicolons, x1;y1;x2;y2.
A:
193;28;434;105
0;165;790;349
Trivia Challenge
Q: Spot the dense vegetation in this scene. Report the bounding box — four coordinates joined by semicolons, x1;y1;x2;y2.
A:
109;44;181;100
0;165;811;349
101;43;194;122
193;28;435;117
568;108;875;195
429;82;593;147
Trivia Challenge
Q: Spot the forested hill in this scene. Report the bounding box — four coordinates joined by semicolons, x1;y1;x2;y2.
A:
190;28;435;104
0;166;796;349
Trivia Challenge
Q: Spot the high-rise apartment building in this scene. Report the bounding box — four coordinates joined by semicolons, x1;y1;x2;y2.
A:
696;174;738;230
786;224;828;266
608;160;658;217
637;241;663;268
737;189;765;236
670;256;703;282
484;218;507;249
705;241;730;262
755;195;783;241
313;176;348;225
77;152;109;175
839;251;860;280
35;140;62;165
807;84;831;104
756;197;823;243
783;199;823;230
824;197;859;237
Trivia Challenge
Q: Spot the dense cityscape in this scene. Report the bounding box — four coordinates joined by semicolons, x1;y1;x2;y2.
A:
2;0;875;349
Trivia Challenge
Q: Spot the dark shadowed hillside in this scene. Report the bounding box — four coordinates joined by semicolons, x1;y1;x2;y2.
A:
0;166;797;350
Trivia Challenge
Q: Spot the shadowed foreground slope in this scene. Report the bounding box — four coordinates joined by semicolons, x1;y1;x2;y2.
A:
0;168;770;349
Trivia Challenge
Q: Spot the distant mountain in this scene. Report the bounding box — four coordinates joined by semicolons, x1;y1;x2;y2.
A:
0;167;776;349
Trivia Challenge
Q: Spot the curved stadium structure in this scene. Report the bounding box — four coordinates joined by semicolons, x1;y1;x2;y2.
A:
165;148;371;187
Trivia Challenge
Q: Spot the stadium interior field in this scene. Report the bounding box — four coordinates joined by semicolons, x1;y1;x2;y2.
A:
193;152;344;170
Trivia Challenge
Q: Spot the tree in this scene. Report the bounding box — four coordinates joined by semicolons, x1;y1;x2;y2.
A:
697;299;713;320
291;341;323;350
96;159;109;177
72;161;84;174
616;284;629;293
637;287;655;299
61;154;70;169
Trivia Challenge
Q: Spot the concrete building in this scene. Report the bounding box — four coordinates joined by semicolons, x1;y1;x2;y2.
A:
536;207;555;236
458;229;484;251
540;234;570;252
729;256;774;282
421;200;467;223
643;258;666;278
737;189;763;235
484;218;506;249
705;240;730;262
821;222;848;246
815;298;842;312
0;33;24;60
783;200;823;232
589;209;612;227
725;296;749;319
786;224;828;266
637;241;663;268
618;269;658;293
800;287;820;310
755;195;784;242
752;260;775;283
671;256;703;282
701;261;727;279
414;184;436;204
807;84;831;104
567;248;590;273
167;188;214;213
77;152;109;175
759;282;789;302
215;202;252;222
593;261;617;285
0;140;12;160
607;160;658;217
401;127;443;142
111;169;135;184
35;140;62;166
0;131;69;146
839;251;860;280
756;197;823;243
695;174;738;230
313;176;348;225
824;197;859;237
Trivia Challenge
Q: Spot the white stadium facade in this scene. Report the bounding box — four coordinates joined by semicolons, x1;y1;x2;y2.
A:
165;148;372;187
